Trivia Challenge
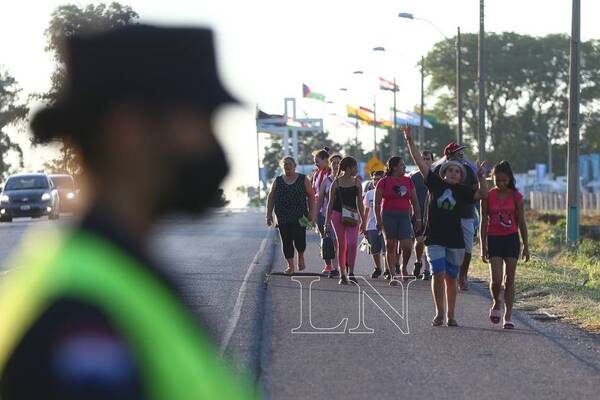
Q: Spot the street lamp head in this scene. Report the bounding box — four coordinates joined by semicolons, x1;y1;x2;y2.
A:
353;70;364;75
339;87;348;91
373;46;386;52
398;12;414;19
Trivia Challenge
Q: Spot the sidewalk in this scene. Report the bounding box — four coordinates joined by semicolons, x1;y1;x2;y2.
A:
260;230;600;400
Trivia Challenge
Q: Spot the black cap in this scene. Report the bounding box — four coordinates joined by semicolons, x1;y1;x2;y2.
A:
31;24;239;141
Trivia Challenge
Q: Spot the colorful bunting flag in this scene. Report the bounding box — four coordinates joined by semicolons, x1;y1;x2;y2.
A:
302;83;326;101
346;105;392;128
379;77;399;92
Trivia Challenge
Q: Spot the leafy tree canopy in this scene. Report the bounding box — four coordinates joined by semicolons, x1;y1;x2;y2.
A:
0;70;27;179
37;2;139;175
425;32;600;172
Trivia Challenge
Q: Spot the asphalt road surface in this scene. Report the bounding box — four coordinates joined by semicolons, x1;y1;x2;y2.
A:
2;210;599;399
0;210;274;375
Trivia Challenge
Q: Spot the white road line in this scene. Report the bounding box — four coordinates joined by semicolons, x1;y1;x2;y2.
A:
219;228;273;356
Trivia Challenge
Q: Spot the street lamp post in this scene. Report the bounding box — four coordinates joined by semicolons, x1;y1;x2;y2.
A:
399;12;463;147
372;47;402;158
456;27;463;145
419;56;425;148
339;76;364;160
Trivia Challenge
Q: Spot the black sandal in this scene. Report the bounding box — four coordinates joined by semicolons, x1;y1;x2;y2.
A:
432;316;444;327
371;268;382;278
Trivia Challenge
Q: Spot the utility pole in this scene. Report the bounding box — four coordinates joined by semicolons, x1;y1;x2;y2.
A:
567;0;581;248
477;0;486;161
456;26;463;145
419;56;425;148
391;77;398;158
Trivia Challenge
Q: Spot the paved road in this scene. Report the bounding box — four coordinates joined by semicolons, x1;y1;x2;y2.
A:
0;210;274;375
3;210;600;399
261;230;600;399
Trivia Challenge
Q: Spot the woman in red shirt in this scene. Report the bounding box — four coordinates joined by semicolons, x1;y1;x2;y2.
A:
375;156;421;285
480;161;530;329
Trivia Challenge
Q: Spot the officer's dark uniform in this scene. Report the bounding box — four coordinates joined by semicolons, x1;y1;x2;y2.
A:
0;25;253;399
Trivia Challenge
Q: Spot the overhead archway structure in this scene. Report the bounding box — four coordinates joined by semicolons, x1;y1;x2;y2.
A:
256;99;323;158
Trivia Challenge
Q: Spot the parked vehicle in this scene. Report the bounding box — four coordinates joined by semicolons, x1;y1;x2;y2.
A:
0;173;60;222
50;174;80;214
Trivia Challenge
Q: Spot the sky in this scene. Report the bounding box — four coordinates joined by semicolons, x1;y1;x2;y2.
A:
0;0;597;206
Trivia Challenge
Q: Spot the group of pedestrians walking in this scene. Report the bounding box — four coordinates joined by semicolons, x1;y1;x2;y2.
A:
266;127;529;329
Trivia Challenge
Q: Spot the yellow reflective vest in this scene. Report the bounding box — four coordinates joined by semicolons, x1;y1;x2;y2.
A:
0;228;254;399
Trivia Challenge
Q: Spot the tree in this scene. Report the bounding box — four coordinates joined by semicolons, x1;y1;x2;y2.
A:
424;32;600;172
262;138;283;181
38;2;139;174
338;139;367;163
0;69;27;179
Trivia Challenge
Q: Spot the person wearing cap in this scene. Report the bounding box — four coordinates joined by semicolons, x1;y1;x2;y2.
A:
433;142;479;291
0;25;254;399
403;128;488;327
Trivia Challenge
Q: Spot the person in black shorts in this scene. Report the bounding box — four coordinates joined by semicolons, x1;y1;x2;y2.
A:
480;161;529;329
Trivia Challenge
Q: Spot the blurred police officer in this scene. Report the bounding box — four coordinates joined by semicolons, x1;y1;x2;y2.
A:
0;25;254;399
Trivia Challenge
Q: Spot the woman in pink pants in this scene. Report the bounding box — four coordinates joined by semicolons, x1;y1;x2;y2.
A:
325;157;366;285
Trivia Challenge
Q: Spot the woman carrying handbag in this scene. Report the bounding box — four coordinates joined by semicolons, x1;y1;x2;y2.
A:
325;157;366;285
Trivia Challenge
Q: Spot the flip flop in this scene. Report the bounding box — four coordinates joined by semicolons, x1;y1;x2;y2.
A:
503;319;515;329
446;319;459;327
489;308;502;324
431;316;444;327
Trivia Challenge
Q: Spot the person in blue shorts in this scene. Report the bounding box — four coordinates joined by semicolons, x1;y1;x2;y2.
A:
404;128;488;327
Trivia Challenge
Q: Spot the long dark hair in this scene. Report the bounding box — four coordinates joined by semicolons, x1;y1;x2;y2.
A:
337;156;357;178
492;160;517;191
385;156;404;177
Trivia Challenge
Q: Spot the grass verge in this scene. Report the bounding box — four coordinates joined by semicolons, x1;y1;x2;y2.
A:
469;212;600;334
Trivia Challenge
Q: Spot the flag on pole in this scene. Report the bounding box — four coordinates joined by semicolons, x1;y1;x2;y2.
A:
346;105;392;127
359;106;375;122
379;77;399;92
302;83;326;101
391;108;433;129
346;105;360;119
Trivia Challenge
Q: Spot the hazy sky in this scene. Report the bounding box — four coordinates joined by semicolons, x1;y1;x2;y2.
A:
1;0;597;204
